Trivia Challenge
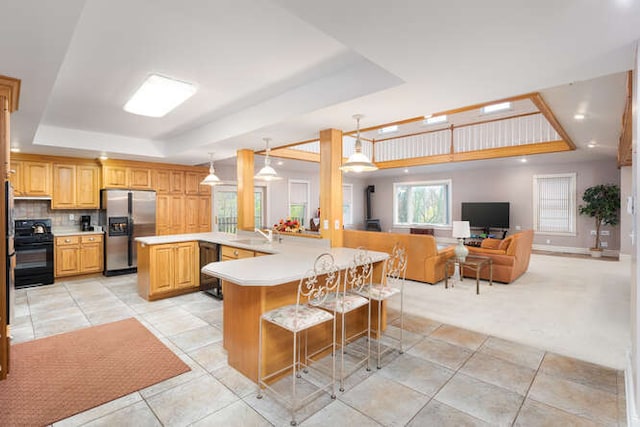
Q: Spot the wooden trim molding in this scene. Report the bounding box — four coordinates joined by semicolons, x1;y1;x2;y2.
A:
529;93;576;150
618;70;633;167
268;148;320;163
0;75;20;113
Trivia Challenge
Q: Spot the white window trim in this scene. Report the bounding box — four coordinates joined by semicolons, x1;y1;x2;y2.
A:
288;179;310;224
343;183;354;225
533;173;577;236
392;179;452;228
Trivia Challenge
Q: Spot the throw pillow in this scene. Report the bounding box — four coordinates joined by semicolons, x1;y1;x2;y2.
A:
498;236;514;251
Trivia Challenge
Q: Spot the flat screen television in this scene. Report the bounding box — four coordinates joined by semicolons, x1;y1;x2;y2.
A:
461;202;510;231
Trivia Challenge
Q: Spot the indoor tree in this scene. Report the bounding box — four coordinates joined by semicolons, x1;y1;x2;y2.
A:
578;183;620;251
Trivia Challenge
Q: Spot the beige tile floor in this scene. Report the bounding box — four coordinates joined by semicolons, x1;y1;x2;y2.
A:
10;274;627;426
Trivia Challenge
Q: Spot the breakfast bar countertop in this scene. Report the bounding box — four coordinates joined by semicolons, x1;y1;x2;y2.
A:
135;232;389;287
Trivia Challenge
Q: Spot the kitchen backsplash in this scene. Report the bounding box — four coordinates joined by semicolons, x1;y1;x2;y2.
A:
15;200;100;228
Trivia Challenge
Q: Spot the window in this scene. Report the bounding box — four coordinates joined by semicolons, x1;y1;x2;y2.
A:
343;184;353;225
214;185;265;233
533;173;576;235
393;180;451;227
288;180;310;226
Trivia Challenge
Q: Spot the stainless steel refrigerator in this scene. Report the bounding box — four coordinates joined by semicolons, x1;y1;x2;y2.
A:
5;181;15;325
101;189;156;276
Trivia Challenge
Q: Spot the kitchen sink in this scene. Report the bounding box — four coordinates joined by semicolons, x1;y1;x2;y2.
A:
229;238;270;245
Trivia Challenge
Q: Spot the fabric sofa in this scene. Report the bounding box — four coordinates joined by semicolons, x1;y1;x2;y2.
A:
342;229;455;284
465;229;534;283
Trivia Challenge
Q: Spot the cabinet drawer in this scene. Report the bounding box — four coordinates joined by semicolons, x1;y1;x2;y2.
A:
221;246;254;259
81;234;103;244
56;236;80;246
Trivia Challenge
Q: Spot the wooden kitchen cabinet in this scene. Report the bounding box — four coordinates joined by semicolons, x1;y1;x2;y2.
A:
153;169;171;194
102;165;151;189
184;196;211;233
80;234;103;273
198;196;211;232
11;160;51;197
138;241;199;300
169;170;184;194
55;233;103;277
155;194;186;235
55;235;80;277
52;163;100;209
221;245;257;260
185;171;210;195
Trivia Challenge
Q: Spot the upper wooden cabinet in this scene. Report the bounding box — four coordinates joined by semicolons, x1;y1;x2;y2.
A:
170;171;184;194
52;163;100;209
11;160;51;197
102;165;152;189
185;171;210;195
154;170;171;193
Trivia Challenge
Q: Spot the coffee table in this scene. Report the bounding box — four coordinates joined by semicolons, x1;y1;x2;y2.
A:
445;255;493;295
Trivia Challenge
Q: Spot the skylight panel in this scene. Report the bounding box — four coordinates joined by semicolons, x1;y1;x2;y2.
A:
423;115;447;125
482;102;511;114
124;74;197;118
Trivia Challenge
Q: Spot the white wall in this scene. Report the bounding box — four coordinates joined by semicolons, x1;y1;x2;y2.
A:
366;158;621;250
621;166;633;255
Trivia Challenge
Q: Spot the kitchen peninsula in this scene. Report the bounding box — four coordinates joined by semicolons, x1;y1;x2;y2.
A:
136;233;389;382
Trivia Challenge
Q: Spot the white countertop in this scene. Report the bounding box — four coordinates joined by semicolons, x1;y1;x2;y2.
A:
53;227;104;237
135;231;389;287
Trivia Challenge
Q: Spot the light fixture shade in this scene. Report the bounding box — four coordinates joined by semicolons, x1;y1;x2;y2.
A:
340;114;378;173
200;153;222;186
255;138;282;181
452;221;471;239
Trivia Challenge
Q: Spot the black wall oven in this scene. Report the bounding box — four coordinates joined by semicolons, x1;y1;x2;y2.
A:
15;219;54;288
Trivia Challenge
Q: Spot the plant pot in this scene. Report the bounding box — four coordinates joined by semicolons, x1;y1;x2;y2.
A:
590;248;603;258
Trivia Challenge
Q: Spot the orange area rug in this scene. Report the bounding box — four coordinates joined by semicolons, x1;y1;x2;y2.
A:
0;318;190;426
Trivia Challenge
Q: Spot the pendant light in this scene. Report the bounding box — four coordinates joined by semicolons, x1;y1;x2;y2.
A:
340;114;378;173
254;137;282;181
200;152;222;186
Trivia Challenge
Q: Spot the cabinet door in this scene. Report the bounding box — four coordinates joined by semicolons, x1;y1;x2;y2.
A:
149;245;175;294
130;167;152;189
9;161;23;195
170;195;184;234
198;196;211;232
174;242;197;289
170;171;184;194
80;235;103;273
77;165;100;208
55;244;80;277
185;172;210;195
185;196;199;233
103;166;128;188
52;164;76;209
155;195;171;235
154;170;171;194
23;161;51;196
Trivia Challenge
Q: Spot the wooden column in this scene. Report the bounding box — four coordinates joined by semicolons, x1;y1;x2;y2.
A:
319;128;343;247
236;149;255;231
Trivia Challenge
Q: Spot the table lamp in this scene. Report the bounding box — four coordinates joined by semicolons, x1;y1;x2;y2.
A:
452;221;471;262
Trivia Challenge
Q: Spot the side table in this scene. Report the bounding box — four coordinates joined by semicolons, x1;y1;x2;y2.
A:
445;255;493;295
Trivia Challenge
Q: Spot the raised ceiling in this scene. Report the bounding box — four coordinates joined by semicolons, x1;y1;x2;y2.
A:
0;1;638;167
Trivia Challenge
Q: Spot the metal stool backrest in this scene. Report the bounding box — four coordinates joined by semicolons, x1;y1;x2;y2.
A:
384;243;408;286
344;247;374;294
297;252;341;308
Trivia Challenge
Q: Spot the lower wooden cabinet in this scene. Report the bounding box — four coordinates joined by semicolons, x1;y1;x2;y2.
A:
55;234;103;278
138;241;199;300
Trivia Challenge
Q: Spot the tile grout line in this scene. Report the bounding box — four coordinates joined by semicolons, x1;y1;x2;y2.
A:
508;350;547;426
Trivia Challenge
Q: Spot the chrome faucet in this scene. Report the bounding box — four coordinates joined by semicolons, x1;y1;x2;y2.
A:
254;228;273;243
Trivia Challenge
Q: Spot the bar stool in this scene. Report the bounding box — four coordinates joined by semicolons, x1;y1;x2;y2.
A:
354;242;407;369
318;248;372;391
257;253;340;426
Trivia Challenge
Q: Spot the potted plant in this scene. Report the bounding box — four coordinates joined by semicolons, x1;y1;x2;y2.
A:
578;183;620;257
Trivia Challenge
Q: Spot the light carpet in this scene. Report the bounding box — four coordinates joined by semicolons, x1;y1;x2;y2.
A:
0;318;190;427
388;253;630;369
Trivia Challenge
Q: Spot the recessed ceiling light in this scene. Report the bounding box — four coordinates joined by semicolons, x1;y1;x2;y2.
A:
378;125;398;134
124;74;197;118
482;102;511;114
10;146;20;153
404;168;409;173
574;113;585;120
587;141;597;148
520;158;527;163
99;154;109;160
276;160;284;166
424;115;447;125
